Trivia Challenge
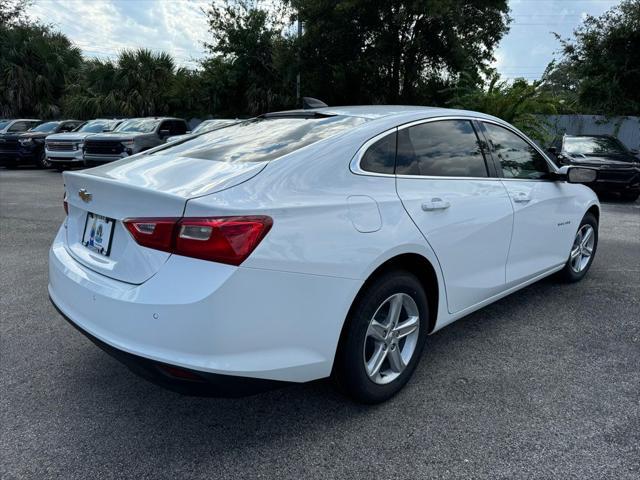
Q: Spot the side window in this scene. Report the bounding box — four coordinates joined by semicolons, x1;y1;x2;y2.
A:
8;121;28;132
172;121;187;135
484;123;550;180
158;121;170;136
60;122;75;132
360;131;396;174
396;120;488;177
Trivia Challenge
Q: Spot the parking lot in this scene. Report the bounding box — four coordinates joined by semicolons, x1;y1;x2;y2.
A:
1;168;639;479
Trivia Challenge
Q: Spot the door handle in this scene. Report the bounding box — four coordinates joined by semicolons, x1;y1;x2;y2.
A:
421;197;451;211
512;192;531;203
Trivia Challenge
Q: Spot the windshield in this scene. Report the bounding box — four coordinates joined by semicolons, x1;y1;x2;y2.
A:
0;121;9;130
79;120;120;133
30;122;59;133
564;136;629;156
152;115;367;163
115;118;160;133
192;120;234;134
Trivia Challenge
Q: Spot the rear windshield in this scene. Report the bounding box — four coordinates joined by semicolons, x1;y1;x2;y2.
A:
152;115;367;163
564;136;628;156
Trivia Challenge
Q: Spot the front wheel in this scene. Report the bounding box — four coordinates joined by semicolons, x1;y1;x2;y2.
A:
36;150;51;169
557;212;598;283
333;271;429;404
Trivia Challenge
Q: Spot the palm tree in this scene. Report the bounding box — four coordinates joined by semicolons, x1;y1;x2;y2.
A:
0;23;82;117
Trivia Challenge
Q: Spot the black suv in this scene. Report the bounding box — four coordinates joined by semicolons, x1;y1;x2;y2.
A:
548;134;640;201
0;119;42;166
15;120;83;169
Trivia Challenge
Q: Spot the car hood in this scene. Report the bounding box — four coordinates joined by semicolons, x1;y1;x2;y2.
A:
46;132;99;142
86;132;150;142
18;132;49;140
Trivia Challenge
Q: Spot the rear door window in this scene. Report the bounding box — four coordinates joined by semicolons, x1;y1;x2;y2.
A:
483;122;550;179
396;120;489;177
154;115;367;163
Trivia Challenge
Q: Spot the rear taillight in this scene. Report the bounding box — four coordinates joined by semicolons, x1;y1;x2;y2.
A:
123;216;272;266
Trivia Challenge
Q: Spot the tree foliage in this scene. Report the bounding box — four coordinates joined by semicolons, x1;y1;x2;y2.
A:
289;0;511;106
548;0;640;115
450;74;561;143
203;0;296;115
0;21;82;117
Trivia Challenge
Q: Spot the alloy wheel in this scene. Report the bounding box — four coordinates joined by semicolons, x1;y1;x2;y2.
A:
363;293;420;385
570;224;595;273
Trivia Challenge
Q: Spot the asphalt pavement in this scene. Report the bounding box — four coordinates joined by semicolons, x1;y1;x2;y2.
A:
1;168;639;479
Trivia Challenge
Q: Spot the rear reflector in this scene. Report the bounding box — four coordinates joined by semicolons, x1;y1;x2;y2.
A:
123;216;272;266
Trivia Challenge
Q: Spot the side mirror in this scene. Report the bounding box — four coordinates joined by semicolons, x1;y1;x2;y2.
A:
159;129;171;138
567;166;597;184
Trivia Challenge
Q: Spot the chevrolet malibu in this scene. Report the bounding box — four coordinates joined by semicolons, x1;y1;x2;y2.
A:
49;106;600;403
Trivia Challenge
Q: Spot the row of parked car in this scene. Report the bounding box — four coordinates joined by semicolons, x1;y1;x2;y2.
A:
0;117;235;171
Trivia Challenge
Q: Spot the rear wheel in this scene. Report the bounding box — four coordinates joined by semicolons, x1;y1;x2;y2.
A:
558;212;598;283
333;271;429;404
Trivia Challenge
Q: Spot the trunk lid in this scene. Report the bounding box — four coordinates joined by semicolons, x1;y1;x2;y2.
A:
63;153;267;284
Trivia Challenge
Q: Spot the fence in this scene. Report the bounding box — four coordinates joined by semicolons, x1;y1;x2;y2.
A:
542;115;640;151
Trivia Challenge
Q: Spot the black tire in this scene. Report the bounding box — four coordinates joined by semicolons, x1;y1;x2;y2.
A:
557;212;598;283
332;270;429;404
621;191;639;202
35;150;52;169
4;159;18;169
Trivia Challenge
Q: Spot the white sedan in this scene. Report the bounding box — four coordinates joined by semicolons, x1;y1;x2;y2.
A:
49;106;599;403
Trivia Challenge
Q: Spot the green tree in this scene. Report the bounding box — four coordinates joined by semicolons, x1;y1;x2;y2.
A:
550;0;640;115
288;0;511;106
63;49;177;118
450;75;561;143
0;22;82;117
203;0;297;115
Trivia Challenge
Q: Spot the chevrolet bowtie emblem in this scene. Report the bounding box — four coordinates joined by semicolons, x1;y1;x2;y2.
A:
78;188;92;203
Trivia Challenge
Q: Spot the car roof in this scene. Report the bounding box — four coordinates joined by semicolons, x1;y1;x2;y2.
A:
270;105;504;123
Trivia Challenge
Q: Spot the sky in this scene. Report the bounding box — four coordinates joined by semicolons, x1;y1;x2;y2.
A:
28;0;623;80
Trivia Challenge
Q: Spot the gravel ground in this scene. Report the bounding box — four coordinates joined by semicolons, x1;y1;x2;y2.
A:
1;168;639;479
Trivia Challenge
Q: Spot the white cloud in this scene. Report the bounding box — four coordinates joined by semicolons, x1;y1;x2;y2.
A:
29;0;213;68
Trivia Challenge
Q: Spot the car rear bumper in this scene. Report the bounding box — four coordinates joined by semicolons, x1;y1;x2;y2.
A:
49;296;288;396
48;224;359;384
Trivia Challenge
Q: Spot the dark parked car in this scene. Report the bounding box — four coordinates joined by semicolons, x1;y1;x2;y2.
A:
0;119;42;166
548;134;640;201
15;120;83;169
83;117;188;166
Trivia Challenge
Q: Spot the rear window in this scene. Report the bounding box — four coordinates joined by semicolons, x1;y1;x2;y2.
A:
153;115;367;163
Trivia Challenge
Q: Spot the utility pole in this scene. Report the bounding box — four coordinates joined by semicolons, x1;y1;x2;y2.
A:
296;14;302;106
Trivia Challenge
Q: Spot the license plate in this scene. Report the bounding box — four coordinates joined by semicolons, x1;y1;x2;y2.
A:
82;213;115;256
